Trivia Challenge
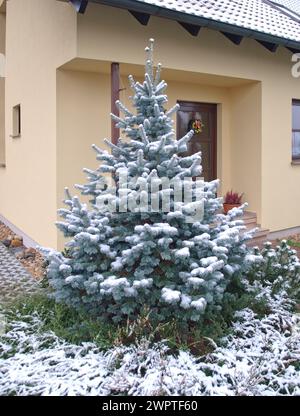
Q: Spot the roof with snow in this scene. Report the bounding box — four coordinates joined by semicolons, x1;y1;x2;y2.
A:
70;0;300;50
134;0;300;42
271;0;300;15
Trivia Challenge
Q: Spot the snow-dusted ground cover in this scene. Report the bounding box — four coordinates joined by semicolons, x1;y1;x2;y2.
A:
0;283;299;396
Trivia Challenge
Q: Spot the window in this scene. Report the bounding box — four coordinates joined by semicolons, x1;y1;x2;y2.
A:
12;104;21;138
292;100;300;160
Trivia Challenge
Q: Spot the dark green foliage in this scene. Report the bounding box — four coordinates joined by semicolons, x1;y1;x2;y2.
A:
7;294;118;349
4;281;267;357
247;240;300;303
287;239;300;248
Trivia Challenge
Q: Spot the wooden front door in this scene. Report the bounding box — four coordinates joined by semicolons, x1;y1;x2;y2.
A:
177;101;217;181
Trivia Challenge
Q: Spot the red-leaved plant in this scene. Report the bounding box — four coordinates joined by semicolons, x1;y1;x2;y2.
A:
223;190;243;205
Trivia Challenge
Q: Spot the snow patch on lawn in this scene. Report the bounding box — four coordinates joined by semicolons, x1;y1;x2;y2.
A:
0;286;299;396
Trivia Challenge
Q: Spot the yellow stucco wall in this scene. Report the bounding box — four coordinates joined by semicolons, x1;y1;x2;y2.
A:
56;69;111;249
0;0;77;247
230;82;262;218
0;11;5;165
1;0;300;249
261;79;300;231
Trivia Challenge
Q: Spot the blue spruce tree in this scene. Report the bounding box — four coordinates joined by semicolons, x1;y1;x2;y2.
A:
46;39;253;323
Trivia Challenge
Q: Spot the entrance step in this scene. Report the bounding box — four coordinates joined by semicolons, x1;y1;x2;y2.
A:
241;211;269;247
247;233;269;248
217;210;269;247
242;211;257;226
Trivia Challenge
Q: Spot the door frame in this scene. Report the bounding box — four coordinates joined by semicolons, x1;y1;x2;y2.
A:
176;100;217;180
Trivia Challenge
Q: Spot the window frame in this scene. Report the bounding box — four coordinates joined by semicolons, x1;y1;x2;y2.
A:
11;104;21;138
292;99;300;161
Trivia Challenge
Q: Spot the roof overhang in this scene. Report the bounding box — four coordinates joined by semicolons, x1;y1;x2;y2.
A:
68;0;300;52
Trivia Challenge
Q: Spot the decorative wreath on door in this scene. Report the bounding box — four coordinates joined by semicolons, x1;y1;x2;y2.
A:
188;119;205;134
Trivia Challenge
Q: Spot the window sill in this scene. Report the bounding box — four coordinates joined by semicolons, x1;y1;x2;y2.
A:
291;160;300;165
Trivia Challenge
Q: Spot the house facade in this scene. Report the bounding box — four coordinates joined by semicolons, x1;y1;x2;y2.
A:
0;0;300;249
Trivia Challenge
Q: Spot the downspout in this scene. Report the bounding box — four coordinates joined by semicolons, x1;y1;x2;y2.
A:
111;62;120;145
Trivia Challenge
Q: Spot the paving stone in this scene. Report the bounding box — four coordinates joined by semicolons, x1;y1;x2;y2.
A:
0;243;41;306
